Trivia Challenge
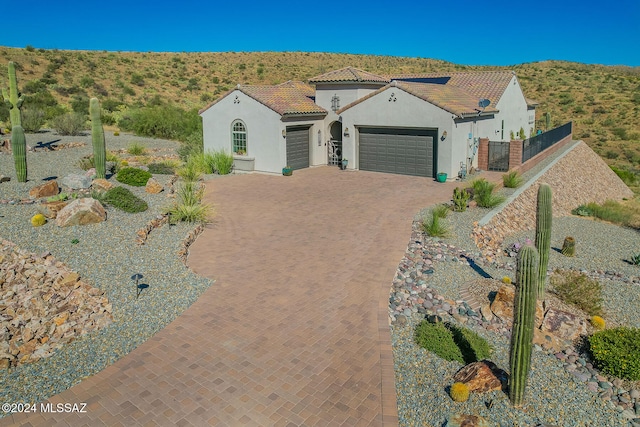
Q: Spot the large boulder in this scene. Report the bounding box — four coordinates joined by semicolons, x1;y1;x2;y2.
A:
60;174;92;190
55;198;106;227
29;180;59;199
445;414;491;427
540;308;588;342
91;178;113;192
490;284;544;327
40;200;69;219
453;360;508;393
145;177;163;194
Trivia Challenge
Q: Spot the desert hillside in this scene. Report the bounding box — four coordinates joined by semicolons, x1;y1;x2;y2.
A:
1;46;638;183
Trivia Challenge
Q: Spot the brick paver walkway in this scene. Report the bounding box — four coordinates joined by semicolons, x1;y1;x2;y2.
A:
6;167;457;426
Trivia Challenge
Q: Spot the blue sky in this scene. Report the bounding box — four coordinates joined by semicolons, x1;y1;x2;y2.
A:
4;0;639;66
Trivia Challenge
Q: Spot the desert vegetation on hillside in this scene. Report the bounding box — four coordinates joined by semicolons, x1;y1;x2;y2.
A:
1;46;638;187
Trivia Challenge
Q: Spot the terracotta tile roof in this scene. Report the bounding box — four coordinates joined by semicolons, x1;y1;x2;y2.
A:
387;71;515;108
199;84;326;117
337;81;499;117
277;80;316;98
308;67;390;84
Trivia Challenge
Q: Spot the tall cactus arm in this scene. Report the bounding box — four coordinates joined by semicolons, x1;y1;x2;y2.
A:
535;184;552;299
90;97;106;179
509;245;539;407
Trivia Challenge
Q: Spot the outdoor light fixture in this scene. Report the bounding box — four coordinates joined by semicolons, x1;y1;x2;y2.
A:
343;128;350;137
441;131;447;141
131;273;148;300
317;130;322;146
282;129;286;138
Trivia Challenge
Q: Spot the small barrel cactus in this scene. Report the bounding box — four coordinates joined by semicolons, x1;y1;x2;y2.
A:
31;213;47;227
591;316;606;331
561;237;576;257
449;382;470;402
502;276;512;284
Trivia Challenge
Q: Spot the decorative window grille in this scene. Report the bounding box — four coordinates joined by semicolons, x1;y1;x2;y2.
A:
331;95;340;112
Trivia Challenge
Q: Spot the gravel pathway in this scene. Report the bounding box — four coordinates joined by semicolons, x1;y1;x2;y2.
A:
0;130;212;410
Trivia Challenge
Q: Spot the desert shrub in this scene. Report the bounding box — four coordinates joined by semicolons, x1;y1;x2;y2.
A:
631;252;640;266
605;150;619;159
589;327;640;380
78;151;121;172
572;204;593;216
421;211;449;238
414;321;491;364
127;142;147;155
21;108;45;133
177;161;202;183
119;105;201;141
610;166;637;185
177;131;204;161
102;186;148;213
471;178;505;208
549;269;603;316
51;112;86;136
431;204;450;219
502;170;523;188
164;182;211;224
116;167;152;187
147;160;179;175
71;95;90;115
208;150;234;175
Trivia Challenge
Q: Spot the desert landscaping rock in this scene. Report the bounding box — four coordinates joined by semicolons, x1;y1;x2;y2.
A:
28;180;59;199
60;173;92;190
145;177;163;194
55;198;107;227
0;130;211;409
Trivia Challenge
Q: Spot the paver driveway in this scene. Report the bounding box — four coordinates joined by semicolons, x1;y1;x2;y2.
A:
7;166;458;427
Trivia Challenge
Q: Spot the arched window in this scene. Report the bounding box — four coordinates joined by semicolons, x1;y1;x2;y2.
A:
231;120;247;155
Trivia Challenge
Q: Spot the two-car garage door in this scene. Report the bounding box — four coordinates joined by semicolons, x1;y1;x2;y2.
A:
358;127;436;177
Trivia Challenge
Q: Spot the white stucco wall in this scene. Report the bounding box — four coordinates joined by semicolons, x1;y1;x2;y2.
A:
339;86;461;177
315;83;384;123
494;76;531;141
451;116;496;171
200;90;326;174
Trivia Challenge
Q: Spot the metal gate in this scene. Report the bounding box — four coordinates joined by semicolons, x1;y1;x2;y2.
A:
328;139;342;166
488;140;510;172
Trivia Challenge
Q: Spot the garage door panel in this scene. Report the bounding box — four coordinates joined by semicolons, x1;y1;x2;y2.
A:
286;126;310;170
359;128;435;177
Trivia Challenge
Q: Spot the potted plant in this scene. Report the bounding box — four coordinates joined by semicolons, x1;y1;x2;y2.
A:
436;172;447;183
282;165;293;176
341;158;348;170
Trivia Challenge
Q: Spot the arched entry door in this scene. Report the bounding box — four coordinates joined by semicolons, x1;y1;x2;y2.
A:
328;121;342;166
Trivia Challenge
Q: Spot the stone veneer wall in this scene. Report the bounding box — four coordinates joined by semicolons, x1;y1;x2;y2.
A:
472;141;635;257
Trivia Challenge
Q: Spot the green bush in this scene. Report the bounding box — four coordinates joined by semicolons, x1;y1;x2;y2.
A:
549;269;603;316
147;161;178;174
431;204;450;219
421;211;449;238
21;108;46;133
118;105;201;141
471;178;506;208
102;186;148;213
414;321;492;364
177;161;202;183
589;327;640;380
208;150;234;175
610;166;637;185
127;142;147;155
502;170;523;188
177;131;204;161
164;181;211;224
116;167;152;186
51;112;86;136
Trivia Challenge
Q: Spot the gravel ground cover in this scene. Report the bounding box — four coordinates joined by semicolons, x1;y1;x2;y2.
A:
0;130;213;410
393;158;640;426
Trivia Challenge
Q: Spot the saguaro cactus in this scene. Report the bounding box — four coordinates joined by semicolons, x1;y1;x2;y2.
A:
2;62;24;128
90;97;106;179
509;245;539;407
11;125;27;182
545;112;551;131
535;184;552;299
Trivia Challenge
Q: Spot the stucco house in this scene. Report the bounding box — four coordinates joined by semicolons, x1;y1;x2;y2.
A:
199;67;536;178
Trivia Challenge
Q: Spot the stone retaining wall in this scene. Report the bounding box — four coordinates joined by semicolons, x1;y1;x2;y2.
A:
472;141;634;256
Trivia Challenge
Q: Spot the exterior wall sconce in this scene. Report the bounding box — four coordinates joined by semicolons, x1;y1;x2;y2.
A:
343;128;350;137
441;131;447;141
282;129;286;139
317;130;322;146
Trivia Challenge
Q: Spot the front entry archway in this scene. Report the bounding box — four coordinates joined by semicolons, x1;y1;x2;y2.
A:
328;121;343;166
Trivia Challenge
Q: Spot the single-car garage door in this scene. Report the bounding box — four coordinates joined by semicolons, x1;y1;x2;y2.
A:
358;127;436;177
286;126;310;170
